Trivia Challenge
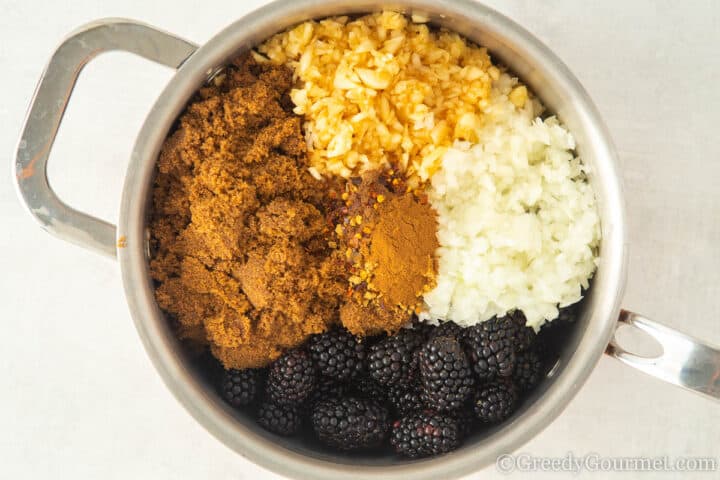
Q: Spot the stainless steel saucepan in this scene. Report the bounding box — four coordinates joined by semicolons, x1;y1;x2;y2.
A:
14;1;720;478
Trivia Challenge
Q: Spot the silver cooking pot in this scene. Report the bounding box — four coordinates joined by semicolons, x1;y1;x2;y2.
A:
14;0;720;478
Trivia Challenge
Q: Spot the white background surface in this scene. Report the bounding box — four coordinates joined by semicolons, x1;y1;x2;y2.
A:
1;0;719;478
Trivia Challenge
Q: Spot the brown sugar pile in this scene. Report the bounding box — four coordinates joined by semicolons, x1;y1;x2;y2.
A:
149;54;345;369
332;171;439;336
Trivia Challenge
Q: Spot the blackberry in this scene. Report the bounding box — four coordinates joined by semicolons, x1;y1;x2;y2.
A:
301;376;346;415
462;317;516;381
473;381;518;423
508;311;536;353
257;402;301;436
308;327;366;381
367;328;424;386
349;376;387;403
419;336;475;412
391;411;461;458
311;397;389;450
267;349;316;406
220;368;260;408
387;382;424;416
513;349;543;392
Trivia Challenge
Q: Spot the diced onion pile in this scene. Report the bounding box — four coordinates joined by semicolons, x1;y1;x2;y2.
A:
420;74;600;329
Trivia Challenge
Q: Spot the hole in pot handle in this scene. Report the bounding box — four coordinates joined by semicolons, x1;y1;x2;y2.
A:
606;309;720;402
14;19;198;258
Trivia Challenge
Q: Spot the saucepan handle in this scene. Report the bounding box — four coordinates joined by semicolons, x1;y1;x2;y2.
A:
14;19;198;258
606;309;720;401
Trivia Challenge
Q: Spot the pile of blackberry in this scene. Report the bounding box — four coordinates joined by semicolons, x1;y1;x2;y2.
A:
218;311;576;459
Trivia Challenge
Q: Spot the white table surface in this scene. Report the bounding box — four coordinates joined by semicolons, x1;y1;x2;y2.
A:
1;1;718;478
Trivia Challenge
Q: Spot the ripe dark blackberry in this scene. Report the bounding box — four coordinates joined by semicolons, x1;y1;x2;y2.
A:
462;317;516;381
301;376;346;415
367;328;424;386
311;397;389;450
508;311;536;353
267;349;316;406
257;403;300;436
308;327;366;381
473;381;518;423
349;376;387;403
391;411;461;458
387;382;424;416
419;336;475;412
513;349;543;392
220;368;260;408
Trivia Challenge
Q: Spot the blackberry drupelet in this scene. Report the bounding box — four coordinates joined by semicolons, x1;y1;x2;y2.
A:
311;397;389;450
220;368;260;408
462;317;516;381
267;349;316;406
387;382;425;416
513;349;543;392
473;381;518;423
308;327;366;381
257;402;301;436
419;336;475;412
391;411;461;458
367;328;424;386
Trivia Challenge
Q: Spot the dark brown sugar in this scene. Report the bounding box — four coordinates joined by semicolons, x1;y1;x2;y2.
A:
149;54;345;369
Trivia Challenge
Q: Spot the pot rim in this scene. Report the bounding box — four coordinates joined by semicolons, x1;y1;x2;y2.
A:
118;1;627;478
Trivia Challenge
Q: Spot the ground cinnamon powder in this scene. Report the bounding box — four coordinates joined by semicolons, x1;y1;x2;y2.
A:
149;55;345;369
333;172;438;336
369;194;438;308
